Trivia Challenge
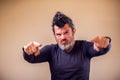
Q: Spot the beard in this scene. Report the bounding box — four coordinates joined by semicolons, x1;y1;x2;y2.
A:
58;36;75;51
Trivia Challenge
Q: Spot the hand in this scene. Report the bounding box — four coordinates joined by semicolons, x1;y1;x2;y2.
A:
91;36;110;51
23;41;42;56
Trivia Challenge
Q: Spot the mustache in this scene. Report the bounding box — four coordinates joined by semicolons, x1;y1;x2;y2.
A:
61;39;67;42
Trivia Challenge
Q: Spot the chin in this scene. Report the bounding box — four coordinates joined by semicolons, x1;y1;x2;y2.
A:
59;43;72;50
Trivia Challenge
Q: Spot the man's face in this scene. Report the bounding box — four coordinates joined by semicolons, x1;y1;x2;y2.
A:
54;24;76;51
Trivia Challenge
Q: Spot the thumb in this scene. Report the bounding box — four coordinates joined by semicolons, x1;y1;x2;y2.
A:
94;42;100;52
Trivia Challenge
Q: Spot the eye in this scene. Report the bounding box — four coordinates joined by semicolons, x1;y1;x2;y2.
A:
56;33;61;36
65;31;69;35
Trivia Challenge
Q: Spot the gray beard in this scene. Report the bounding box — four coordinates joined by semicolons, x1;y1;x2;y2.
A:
58;38;75;51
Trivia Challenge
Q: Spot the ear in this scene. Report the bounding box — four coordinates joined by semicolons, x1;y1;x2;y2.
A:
73;28;76;34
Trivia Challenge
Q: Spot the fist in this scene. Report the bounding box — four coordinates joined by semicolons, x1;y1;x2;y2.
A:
23;41;42;56
91;36;110;48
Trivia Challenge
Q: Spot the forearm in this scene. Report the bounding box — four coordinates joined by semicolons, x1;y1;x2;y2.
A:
22;47;50;63
88;43;111;57
92;36;111;51
97;43;111;56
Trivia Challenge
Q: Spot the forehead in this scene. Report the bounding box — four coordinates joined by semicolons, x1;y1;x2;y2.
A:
54;24;71;33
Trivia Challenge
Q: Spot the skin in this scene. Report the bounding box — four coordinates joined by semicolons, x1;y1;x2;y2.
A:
54;24;76;52
23;23;110;56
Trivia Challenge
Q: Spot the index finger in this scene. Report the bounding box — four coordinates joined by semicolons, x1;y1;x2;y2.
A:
33;41;42;47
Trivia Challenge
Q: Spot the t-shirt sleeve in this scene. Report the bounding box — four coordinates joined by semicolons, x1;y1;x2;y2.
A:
23;45;52;63
85;41;111;58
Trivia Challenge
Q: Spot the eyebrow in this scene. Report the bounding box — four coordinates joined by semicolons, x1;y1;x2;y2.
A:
56;29;69;35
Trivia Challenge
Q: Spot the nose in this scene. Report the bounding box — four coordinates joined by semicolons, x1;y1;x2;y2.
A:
61;34;66;40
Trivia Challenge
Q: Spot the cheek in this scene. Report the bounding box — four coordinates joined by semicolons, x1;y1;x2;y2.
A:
67;34;73;39
55;36;61;42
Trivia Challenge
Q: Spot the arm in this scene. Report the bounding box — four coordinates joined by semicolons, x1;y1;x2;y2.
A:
86;36;111;57
91;36;111;52
23;41;51;63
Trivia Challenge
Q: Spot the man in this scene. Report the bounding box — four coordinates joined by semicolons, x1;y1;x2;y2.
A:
23;11;111;80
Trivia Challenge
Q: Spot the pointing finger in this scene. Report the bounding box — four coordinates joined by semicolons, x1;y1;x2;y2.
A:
33;41;42;47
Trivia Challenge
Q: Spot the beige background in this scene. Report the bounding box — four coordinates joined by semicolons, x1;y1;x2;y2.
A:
0;0;120;80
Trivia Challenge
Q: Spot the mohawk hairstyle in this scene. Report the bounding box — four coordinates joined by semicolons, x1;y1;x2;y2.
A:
52;11;74;32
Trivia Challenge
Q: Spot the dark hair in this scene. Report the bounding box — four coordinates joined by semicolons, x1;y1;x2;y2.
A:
52;11;74;33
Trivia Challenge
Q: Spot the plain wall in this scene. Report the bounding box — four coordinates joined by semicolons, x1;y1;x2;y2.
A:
0;0;120;80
